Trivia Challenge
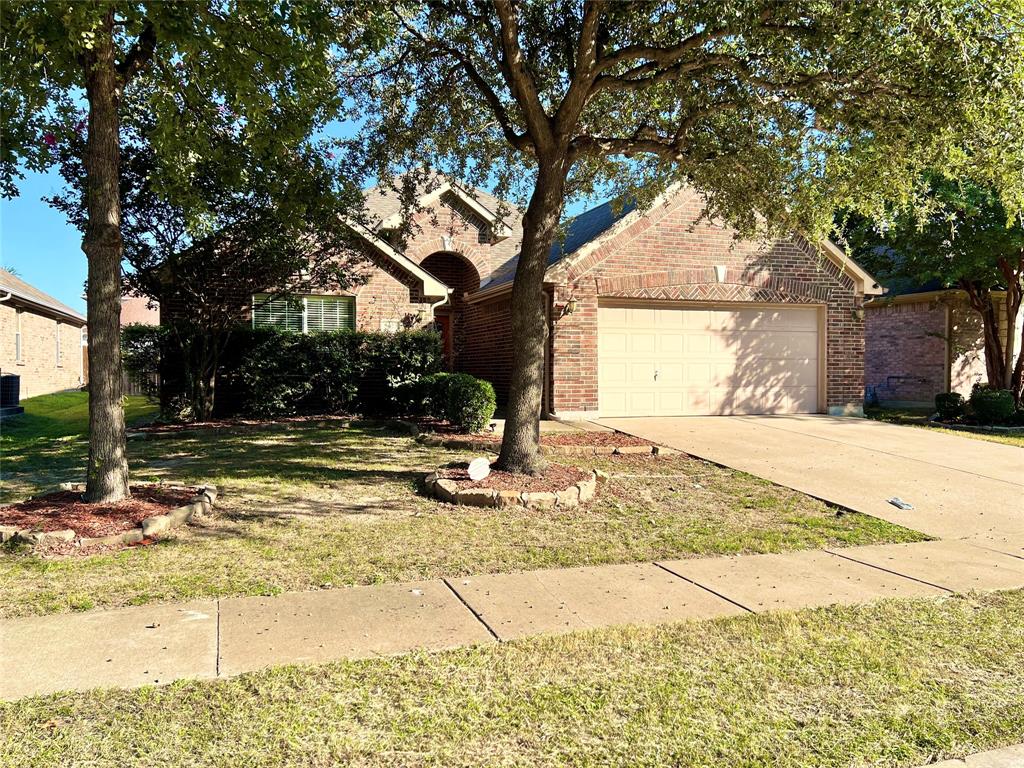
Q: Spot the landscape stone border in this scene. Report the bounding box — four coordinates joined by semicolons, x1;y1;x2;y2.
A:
924;419;1024;436
0;483;217;548
421;468;607;509
416;433;679;456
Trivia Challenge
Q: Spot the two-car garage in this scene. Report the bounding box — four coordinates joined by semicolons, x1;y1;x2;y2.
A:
597;302;823;417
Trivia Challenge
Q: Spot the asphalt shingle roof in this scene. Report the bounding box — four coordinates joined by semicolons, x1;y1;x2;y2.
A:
0;269;86;323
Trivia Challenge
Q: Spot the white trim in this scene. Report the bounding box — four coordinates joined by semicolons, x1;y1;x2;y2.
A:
344;218;451;299
816;238;884;295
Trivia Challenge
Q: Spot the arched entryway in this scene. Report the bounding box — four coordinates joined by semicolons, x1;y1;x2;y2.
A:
420;252;481;369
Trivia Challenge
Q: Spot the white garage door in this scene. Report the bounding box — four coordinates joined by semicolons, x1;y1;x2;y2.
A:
598;302;820;417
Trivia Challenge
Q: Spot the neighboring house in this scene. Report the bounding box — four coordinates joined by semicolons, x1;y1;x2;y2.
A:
0;269;87;399
121;295;159;326
237;178;882;419
865;284;1023;407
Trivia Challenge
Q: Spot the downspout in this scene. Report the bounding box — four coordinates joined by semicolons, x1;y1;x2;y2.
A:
0;291;11;304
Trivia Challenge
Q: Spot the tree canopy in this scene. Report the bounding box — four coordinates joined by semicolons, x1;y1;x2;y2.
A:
843;176;1024;398
350;0;1024;237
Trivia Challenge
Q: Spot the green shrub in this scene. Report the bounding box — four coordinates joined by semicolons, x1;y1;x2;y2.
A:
934;392;965;421
969;385;1015;425
443;373;497;433
415;372;496;432
210;327;442;418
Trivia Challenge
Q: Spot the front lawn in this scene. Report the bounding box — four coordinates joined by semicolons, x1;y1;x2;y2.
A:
865;406;1024;447
0;391;158;503
1;395;924;619
3;590;1022;767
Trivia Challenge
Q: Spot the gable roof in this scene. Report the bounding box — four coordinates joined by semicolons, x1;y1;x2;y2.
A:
484;186;883;297
0;269;86;323
363;176;517;239
483;198;638;290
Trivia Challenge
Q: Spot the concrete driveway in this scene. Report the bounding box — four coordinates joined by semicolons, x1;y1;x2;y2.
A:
596;415;1024;545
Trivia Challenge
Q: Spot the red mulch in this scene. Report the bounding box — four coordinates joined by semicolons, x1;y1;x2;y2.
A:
136;414;350;434
0;487;198;538
540;432;652;447
438;462;591;493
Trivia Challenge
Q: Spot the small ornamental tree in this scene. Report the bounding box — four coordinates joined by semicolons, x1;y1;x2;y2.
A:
1;2;378;501
843;177;1024;404
47;112;371;421
349;0;1023;474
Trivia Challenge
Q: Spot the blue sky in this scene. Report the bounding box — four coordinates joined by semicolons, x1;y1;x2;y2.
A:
1;169;89;313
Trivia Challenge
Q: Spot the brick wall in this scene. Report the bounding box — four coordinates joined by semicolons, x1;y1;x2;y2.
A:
866;294;1022;406
865;301;948;405
547;187;865;415
0;302;85;399
461;293;516;402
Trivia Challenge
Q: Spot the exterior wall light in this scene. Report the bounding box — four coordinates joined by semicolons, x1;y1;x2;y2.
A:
558;297;578;319
852;306;865;321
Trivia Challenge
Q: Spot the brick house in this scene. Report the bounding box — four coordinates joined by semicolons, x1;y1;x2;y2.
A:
0;269;87;399
247;179;882;418
865;286;1022;407
121;295;160;326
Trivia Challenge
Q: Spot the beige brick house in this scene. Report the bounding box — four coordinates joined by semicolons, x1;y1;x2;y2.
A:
243;179;882;419
865;287;1022;407
0;269;86;399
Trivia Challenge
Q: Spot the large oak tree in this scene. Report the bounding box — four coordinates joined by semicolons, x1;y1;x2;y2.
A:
2;1;377;501
349;0;1023;474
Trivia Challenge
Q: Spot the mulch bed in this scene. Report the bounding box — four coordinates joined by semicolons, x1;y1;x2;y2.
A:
0;487;198;538
134;414;351;434
540;432;652;447
420;421;652;448
437;462;591;493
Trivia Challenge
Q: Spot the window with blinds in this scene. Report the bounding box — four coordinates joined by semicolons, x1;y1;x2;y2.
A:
252;294;355;333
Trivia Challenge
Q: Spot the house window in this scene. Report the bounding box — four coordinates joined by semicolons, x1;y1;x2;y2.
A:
252;294;355;333
14;310;22;363
55;321;62;367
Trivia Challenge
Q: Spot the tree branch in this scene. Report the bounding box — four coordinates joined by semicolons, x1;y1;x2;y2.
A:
397;9;532;152
491;0;554;150
554;0;604;138
117;20;156;85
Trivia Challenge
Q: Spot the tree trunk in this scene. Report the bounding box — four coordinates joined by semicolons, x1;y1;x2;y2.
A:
960;280;1007;390
82;10;130;503
496;161;569;474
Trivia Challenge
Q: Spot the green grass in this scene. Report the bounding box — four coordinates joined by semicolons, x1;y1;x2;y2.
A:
3;590;1023;767
865;405;1024;447
0;421;924;619
0;391;158;502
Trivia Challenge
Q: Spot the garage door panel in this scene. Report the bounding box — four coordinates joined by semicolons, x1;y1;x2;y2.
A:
599;303;820;417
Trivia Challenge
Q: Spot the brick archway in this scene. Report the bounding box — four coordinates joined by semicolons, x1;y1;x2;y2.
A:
421;252;481;369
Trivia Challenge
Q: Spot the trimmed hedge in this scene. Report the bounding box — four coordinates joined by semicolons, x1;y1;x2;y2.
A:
934;392;965;421
969;385;1016;425
418;372;497;433
145;326;442;418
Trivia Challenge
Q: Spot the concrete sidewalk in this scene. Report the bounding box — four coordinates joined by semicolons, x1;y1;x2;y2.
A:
5;537;1024;700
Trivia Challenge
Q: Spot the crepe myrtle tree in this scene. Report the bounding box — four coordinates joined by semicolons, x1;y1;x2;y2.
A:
347;0;1023;475
1;1;379;501
843;177;1024;403
47;112;371;422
